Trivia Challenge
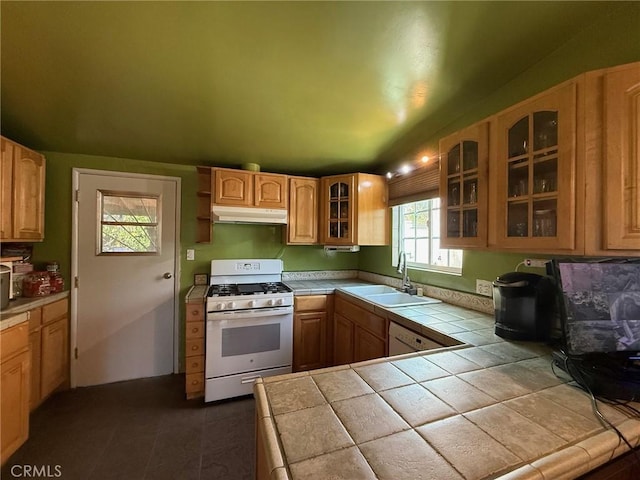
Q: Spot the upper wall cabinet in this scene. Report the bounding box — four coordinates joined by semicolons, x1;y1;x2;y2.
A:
490;80;578;252
439;121;489;249
287;176;319;245
0;136;46;242
213;167;288;209
195;166;289;243
584;62;640;255
320;173;389;246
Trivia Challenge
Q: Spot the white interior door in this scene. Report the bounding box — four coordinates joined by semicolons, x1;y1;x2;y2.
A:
72;169;180;387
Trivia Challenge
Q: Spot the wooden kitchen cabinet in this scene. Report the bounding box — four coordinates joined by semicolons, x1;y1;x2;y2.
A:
293;295;333;372
185;298;205;399
212;167;288;208
27;298;69;410
28;308;42;410
1;322;30;465
333;293;387;366
40;316;68;400
583;62;640;255
0;136;46;242
286;176;319;245
320;173;389;246
196;166;289;243
439;121;489;248
491;80;578;251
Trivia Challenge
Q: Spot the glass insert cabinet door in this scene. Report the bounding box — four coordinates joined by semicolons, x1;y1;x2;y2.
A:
323;175;355;244
439;121;488;249
495;81;577;250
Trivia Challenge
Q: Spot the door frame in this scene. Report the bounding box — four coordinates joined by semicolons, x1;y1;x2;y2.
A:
70;168;182;388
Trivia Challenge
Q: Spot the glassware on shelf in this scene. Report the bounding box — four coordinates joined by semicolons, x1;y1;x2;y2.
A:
534;209;556;237
469;183;477;204
450;184;459;206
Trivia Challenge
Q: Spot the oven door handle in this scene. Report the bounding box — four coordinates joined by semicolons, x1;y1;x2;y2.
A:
207;306;294;319
240;374;263;385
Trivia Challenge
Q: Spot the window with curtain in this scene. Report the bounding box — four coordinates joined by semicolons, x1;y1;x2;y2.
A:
387;161;462;274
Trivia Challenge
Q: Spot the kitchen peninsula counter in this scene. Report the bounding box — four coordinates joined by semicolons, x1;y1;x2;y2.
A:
255;294;640;480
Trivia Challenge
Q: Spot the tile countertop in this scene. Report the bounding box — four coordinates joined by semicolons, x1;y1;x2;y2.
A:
255;290;640;480
0;291;70;331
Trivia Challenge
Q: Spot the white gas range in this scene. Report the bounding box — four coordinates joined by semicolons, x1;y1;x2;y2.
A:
204;259;293;402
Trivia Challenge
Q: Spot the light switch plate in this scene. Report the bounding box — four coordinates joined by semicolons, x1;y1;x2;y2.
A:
186;249;195;261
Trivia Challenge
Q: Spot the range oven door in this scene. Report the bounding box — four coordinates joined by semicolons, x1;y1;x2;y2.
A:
205;306;293;378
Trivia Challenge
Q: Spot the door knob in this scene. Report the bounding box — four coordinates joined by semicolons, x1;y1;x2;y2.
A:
163;272;172;279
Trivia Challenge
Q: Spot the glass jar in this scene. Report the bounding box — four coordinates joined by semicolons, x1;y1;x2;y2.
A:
23;271;51;297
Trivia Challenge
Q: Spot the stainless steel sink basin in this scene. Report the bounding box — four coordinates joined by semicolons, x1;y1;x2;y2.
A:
364;292;441;307
341;285;398;295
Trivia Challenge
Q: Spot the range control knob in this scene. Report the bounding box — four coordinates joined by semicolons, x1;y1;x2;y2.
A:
216;303;225;310
276;298;284;306
248;300;257;308
267;299;275;306
227;302;235;309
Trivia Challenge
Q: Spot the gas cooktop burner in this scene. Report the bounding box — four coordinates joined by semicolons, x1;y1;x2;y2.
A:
207;282;292;297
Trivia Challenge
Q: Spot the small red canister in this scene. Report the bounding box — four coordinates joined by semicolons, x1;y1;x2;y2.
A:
22;271;51;297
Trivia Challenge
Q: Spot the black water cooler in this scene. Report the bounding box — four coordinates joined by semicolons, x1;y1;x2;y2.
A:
493;272;555;341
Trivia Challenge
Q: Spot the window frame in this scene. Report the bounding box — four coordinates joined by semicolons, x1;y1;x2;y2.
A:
391;198;463;275
96;190;162;256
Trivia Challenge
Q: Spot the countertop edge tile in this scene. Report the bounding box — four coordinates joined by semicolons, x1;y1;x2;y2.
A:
495;464;544;480
530;445;591;480
0;311;28;331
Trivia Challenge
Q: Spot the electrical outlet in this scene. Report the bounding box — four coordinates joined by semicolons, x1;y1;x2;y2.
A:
524;258;548;268
476;279;493;297
186;249;195;261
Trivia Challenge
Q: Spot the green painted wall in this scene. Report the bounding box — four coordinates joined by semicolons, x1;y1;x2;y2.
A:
19;1;640;304
30;152;358;300
360;2;640;293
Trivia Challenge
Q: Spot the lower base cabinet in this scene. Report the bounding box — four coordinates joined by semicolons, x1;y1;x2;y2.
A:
28;298;69;410
184;300;205;399
1;323;30;466
333;293;387;365
293;295;333;372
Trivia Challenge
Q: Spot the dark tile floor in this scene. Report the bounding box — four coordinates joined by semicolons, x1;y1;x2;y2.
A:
2;374;256;480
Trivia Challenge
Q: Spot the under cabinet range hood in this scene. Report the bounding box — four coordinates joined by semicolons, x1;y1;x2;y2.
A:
211;205;288;224
323;245;360;252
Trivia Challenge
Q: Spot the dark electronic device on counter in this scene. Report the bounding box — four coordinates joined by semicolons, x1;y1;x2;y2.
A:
493;271;555;341
550;257;640;401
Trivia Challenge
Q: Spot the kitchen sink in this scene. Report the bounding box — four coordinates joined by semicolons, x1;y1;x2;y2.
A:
340;285;399;295
364;292;441;307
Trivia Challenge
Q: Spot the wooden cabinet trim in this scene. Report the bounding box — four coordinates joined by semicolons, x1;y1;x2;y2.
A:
1;350;30;464
42;298;68;324
0;322;29;363
294;295;327;312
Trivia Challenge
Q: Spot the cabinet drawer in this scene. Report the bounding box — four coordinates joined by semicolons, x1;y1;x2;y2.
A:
1;322;29;363
28;308;42;331
185;372;204;394
185;355;204;374
185;321;204;340
295;295;327;312
335;296;386;339
185;303;204;322
42;299;68;324
185;338;204;357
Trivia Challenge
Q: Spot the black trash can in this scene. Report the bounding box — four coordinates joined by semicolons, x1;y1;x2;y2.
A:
493;272;554;341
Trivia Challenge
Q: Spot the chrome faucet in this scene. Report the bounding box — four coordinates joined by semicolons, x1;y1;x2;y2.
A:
396;251;417;294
